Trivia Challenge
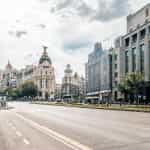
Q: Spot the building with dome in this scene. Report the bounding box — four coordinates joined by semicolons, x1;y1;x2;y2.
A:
0;61;18;90
17;46;56;100
33;46;56;99
61;64;86;102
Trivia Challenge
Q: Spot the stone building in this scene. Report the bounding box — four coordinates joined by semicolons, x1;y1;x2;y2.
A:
111;37;124;101
61;64;86;102
55;84;62;100
85;42;112;103
17;46;56;100
116;3;150;100
33;46;56;99
0;61;18;90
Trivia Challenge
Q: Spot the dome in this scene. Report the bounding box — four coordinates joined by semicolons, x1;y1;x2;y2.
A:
39;46;52;65
65;64;72;74
6;60;12;70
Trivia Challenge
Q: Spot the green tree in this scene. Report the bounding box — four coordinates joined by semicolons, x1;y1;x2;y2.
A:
4;88;20;100
20;81;38;98
118;72;144;104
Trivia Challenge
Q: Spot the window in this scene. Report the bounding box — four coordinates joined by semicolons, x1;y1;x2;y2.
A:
140;29;146;40
115;72;118;78
115;64;117;69
40;80;42;88
114;81;118;87
114;54;117;60
140;44;144;73
46;79;48;88
132;48;136;72
125;38;129;47
145;8;149;17
132;34;137;43
125;51;129;73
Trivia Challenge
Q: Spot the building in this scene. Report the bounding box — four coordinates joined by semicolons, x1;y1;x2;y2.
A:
0;61;18;90
79;76;86;97
111;37;124;101
17;46;56;100
86;42;112;103
55;84;62;100
61;64;86;102
117;3;150;100
33;46;56;99
17;65;36;87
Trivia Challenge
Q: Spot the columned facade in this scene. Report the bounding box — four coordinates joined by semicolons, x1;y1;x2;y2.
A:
33;46;56;100
119;3;150;100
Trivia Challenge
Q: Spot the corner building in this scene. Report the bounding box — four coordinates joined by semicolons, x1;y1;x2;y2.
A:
33;47;56;99
117;3;150;100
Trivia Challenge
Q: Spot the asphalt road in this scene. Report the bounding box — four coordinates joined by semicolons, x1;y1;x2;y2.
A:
0;102;150;150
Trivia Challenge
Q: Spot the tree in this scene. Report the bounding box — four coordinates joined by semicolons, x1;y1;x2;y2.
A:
118;72;144;104
4;88;20;100
20;81;38;98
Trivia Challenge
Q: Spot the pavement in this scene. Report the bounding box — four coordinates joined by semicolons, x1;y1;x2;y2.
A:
0;102;150;150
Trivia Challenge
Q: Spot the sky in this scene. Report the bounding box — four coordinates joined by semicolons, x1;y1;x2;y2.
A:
0;0;149;83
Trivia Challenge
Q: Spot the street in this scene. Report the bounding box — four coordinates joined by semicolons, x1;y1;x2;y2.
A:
0;102;150;150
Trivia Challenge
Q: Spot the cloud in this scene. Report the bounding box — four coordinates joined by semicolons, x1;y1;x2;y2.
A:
64;40;91;51
93;0;130;21
36;24;46;29
8;30;27;38
16;30;27;38
24;53;33;61
51;0;130;22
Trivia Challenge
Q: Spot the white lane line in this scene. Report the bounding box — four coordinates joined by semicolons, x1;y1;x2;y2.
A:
16;131;22;137
23;138;30;145
15;113;92;150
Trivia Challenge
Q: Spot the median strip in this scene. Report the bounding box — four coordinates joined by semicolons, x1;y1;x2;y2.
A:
31;102;150;113
15;113;92;150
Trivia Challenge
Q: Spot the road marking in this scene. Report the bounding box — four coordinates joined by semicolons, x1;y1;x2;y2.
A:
16;131;22;137
15;113;92;150
23;138;30;145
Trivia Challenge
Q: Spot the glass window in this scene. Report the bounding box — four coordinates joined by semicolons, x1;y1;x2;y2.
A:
115;72;118;77
140;29;146;40
132;48;136;72
114;54;117;60
46;79;48;88
125;51;129;73
125;38;129;47
140;44;144;73
40;80;42;88
132;34;137;43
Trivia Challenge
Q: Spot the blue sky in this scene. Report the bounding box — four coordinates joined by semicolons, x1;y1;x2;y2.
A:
0;0;149;83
